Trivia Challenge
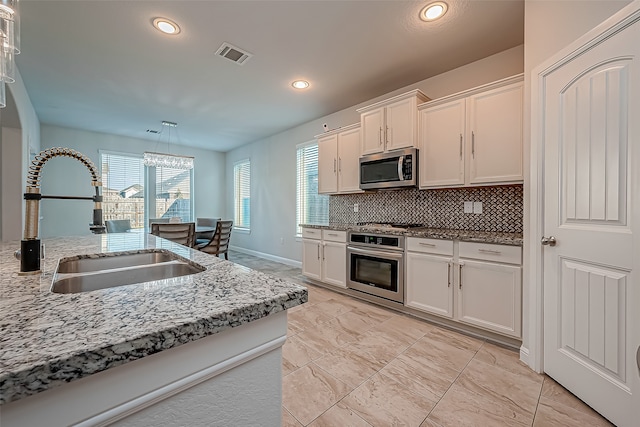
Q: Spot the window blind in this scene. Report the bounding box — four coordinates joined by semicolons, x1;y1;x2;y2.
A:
152;165;193;223
296;142;329;235
234;159;251;230
100;152;145;229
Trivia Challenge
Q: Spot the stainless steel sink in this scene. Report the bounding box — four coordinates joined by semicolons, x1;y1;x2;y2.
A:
56;252;177;273
51;250;205;294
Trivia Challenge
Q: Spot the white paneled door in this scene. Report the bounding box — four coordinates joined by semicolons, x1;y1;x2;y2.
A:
541;4;640;426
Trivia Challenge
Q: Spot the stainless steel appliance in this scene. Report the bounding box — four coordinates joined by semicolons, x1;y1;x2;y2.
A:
359;147;417;190
347;231;405;303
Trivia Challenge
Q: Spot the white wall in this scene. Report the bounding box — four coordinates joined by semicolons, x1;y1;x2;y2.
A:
225;45;524;262
0;69;41;242
521;0;631;369
39;125;225;238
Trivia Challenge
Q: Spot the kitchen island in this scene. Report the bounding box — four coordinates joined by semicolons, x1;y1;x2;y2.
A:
0;233;307;426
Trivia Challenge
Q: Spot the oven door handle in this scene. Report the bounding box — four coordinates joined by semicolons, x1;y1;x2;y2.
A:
348;246;404;260
397;156;404;181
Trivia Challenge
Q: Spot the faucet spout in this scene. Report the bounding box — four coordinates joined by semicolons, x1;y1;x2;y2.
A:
19;147;105;275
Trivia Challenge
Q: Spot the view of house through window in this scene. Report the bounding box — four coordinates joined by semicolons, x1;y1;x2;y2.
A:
100;151;193;229
296;142;329;235
233;159;251;230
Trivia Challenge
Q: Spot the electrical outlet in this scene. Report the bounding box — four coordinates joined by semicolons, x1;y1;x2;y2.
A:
473;201;483;214
354;203;359;213
463;201;473;214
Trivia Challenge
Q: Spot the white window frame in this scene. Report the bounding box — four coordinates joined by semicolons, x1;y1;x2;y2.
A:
233;158;251;233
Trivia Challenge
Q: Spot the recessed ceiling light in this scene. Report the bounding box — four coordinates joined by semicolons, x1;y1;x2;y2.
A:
420;2;448;21
152;17;181;35
292;80;310;89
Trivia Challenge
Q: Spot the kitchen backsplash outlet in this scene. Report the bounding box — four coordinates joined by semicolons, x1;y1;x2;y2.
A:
329;185;523;233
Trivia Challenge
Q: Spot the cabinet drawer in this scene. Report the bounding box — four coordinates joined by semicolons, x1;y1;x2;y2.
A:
302;228;322;240
459;242;521;265
406;237;453;256
322;229;347;243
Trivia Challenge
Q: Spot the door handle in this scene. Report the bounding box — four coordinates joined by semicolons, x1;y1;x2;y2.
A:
317;244;320;260
338;157;342;172
333;158;337;173
397;156;404;180
459;263;463;289
379;127;383;146
541;236;557;246
385;125;389;146
322;244;325;261
447;262;451;287
459;134;463;159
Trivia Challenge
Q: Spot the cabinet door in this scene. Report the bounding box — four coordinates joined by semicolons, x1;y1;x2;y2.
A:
419;99;465;188
457;259;522;337
360;107;385;155
385;97;417;151
405;252;453;318
467;82;523;185
322;241;346;288
317;134;338;194
302;239;322;280
337;127;362;193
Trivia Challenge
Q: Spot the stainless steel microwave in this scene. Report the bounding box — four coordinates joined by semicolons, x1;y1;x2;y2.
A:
359;148;417;190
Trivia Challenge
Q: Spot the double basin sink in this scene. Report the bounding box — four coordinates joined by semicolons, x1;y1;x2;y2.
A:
51;250;206;294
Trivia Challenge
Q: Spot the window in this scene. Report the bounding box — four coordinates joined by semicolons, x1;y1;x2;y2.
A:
296;142;328;235
100;151;194;230
149;165;193;224
101;152;145;229
234;159;251;230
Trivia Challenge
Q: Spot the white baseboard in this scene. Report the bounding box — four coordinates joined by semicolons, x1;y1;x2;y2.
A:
229;245;302;268
520;345;531;368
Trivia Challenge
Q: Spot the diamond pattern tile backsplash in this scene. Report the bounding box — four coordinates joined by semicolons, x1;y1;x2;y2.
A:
329;185;523;233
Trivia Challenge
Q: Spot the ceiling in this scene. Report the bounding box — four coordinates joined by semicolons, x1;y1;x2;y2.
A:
15;0;524;152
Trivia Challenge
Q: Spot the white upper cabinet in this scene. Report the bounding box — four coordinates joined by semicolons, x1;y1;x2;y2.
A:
317;124;363;195
418;75;524;188
418;98;466;187
358;90;429;155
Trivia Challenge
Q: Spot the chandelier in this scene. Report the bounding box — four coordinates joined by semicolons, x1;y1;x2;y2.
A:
143;121;194;170
0;0;19;108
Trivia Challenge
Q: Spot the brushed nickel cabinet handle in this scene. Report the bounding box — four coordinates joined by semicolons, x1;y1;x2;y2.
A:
385;125;390;145
379;127;383;146
459;134;463;159
338;157;342;172
447;262;451;287
471;131;475;158
479;248;502;255
459;264;463;289
317;244;320;260
333;158;336;173
419;242;436;247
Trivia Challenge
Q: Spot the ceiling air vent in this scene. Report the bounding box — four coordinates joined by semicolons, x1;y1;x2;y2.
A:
215;42;253;65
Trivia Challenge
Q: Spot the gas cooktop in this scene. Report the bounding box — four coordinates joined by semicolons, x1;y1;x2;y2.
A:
356;222;425;230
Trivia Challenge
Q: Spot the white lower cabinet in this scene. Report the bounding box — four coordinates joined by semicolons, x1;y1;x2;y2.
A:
302;238;322;281
456;259;522;337
405;238;522;339
456;242;522;338
322;241;346;288
405;252;454;318
405;237;454;318
301;229;347;289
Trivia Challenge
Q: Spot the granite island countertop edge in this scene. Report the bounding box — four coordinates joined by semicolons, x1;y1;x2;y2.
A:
0;234;307;405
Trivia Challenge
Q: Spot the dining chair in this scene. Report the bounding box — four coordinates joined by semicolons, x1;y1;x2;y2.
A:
105;219;131;233
197;220;233;259
195;217;220;245
149;217;170;228
151;222;196;248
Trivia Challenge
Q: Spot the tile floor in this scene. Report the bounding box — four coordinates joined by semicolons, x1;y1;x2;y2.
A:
227;250;614;427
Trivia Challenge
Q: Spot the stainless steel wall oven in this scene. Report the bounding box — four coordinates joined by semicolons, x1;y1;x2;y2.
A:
347;231;405;303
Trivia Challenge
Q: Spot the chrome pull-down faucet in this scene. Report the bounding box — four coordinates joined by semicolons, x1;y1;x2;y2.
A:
18;147;105;275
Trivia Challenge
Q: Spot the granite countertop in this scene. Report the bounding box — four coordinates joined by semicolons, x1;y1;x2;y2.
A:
0;233;307;405
301;224;523;246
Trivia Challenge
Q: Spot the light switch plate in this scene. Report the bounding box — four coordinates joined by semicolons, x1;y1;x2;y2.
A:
463;201;473;213
473;201;483;214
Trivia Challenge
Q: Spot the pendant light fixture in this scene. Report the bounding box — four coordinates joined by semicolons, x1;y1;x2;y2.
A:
0;0;20;108
143;121;194;170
